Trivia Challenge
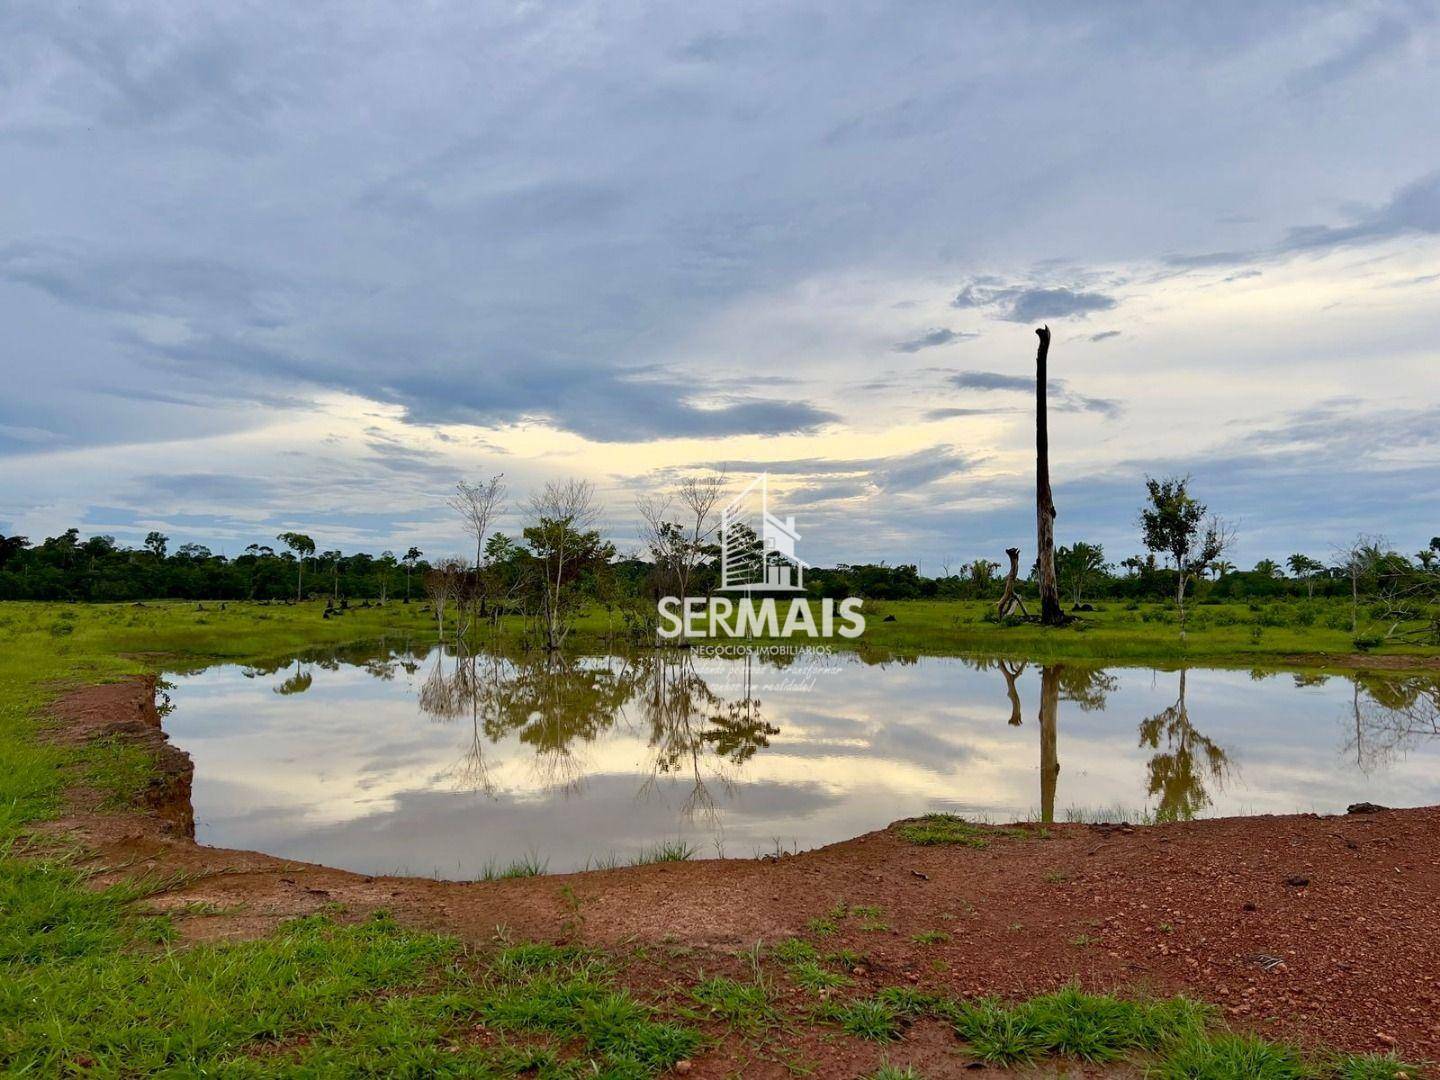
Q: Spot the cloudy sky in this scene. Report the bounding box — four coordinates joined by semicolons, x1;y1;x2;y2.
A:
2;1;1437;568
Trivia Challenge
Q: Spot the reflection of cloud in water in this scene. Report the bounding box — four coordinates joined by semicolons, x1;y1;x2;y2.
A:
221;774;845;878
164;643;1440;877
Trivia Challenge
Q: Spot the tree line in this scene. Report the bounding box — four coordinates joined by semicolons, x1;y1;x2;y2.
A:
3;471;1436;648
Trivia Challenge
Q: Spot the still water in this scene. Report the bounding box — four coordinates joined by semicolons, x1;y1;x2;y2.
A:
163;641;1440;878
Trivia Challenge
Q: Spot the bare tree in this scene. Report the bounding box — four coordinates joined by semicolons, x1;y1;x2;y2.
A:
1033;326;1064;625
636;472;725;601
526;478;608;650
1333;534;1386;635
448;476;506;572
424;556;468;639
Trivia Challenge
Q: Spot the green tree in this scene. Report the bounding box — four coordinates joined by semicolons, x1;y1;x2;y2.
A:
524;479;612;650
1286;553;1324;597
144;531;169;559
376;551;398;603
1139;476;1233;636
402;547;423;601
1054;541;1108;606
276;532;316;600
1253;558;1282;579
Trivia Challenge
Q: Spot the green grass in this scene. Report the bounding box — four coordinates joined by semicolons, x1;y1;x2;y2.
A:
896;814;1024;847
910;930;950;945
555;596;1439;669
864;1065;921;1080
690;975;776;1033
630;839;697;865
817;996;903;1041
787;958;851;993
867;1065;923;1080
805;916;838;936
480;852;549;880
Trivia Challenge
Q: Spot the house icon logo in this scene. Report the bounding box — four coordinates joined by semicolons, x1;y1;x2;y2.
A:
718;473;809;592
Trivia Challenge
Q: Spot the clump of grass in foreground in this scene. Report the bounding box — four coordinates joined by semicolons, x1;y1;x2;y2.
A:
631;839;697;865
483;950;701;1074
768;937;818;965
868;1063;922;1080
897;813;1013;847
690;975;776;1033
951;984;1211;1064
480;852;548;880
817;996;903;1041
788;958;851;993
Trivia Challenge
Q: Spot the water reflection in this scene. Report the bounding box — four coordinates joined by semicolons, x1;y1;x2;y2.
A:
416;646;779;820
164;642;1440;877
1346;672;1440;772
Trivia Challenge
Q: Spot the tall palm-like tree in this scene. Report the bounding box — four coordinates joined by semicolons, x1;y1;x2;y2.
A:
276;532;316;600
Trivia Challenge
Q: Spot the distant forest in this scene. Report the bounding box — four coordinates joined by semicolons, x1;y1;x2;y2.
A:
2;524;1435;606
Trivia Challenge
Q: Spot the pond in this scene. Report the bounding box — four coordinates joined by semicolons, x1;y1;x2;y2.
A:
163;641;1440;879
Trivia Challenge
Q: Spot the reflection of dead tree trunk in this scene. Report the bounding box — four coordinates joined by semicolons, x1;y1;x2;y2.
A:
999;659;1027;725
997;547;1030;618
1034;326;1064;626
1038;664;1061;823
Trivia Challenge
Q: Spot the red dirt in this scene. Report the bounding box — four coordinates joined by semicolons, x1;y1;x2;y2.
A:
42;677;1440;1069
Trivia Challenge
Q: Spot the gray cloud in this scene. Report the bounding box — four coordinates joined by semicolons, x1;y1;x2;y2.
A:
923;406;1019;420
1166;170;1440;269
892;328;977;353
1287;14;1415;96
952;282;1118;323
702;445;978;502
947;371;1121;418
1089;330;1121;342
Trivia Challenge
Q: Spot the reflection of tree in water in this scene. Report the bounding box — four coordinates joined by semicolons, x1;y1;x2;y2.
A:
413;646;774;818
989;662;1117;821
418;646;633;794
273;659;313;696
633;651;778;824
1138;670;1230;822
1343;673;1440;772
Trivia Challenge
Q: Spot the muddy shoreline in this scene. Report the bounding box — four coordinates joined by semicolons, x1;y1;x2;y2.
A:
41;676;1440;1062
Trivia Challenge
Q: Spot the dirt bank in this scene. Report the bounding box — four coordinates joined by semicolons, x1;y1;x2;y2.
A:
42;677;1440;1065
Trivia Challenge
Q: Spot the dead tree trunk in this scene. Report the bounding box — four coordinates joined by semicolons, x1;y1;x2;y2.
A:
1034;326;1064;625
997;547;1030;618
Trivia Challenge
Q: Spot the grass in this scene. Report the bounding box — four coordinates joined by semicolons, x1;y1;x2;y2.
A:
817;996;903;1041
897;813;1026;847
788;958;851;992
480;852;549;880
563;596;1438;669
868;1065;923;1080
631;839;698;865
909;930;950;945
690;974;777;1033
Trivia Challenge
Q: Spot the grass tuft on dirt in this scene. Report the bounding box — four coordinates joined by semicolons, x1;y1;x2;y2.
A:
896;813;1022;847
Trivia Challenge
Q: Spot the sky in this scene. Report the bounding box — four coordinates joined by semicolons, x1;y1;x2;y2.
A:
2;0;1438;570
